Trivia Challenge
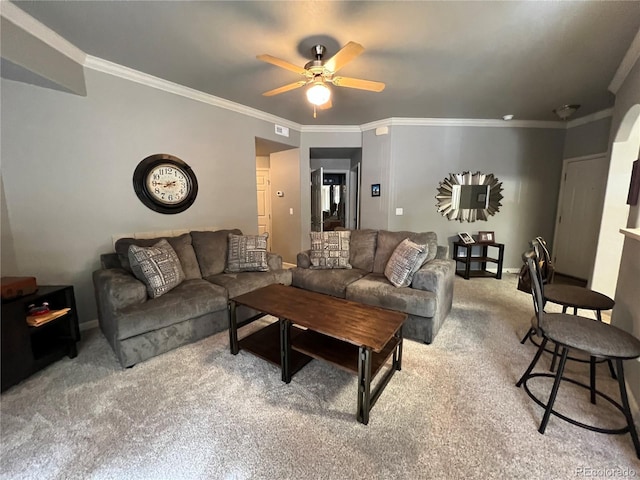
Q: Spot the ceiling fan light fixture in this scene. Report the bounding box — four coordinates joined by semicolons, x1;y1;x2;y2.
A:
553;104;580;120
306;82;331;106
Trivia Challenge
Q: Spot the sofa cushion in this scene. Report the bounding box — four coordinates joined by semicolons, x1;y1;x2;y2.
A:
373;230;438;274
115;233;202;280
207;269;292;299
349;229;378;272
291;267;366;298
116;279;228;340
191;229;242;277
346;273;437;318
310;230;352;269
384;238;429;287
225;233;269;273
128;239;185;299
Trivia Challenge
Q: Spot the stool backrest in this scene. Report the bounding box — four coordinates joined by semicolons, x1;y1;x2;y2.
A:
523;249;545;333
531;237;555;284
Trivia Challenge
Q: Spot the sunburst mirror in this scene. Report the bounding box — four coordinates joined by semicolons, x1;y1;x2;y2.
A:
436;171;503;222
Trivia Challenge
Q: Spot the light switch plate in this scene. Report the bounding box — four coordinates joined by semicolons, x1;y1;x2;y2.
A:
395;208;403;215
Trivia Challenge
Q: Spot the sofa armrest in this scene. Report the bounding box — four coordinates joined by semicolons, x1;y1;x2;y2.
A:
267;252;283;271
412;258;455;292
435;245;449;260
93;268;147;313
296;250;312;268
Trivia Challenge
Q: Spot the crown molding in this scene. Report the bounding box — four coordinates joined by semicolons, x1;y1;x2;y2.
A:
566;108;614;129
609;27;640;94
0;1;86;65
362;117;565;131
84;56;303;132
299;125;362;133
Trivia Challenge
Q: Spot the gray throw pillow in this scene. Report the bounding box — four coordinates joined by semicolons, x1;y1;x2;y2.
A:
384;238;429;287
225;233;269;273
309;231;352;269
115;233;202;280
128;239;185;298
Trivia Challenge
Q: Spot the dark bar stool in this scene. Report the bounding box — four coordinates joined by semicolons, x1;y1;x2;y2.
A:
516;251;640;459
544;284;614;322
543;284;617;376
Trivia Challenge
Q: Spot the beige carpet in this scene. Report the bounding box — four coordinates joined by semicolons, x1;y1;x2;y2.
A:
1;274;639;479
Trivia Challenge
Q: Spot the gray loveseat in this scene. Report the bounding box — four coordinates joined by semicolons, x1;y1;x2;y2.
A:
292;229;455;344
93;228;291;367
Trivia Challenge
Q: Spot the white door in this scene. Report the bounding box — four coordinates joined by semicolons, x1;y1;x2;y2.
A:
311;167;323;232
349;163;360;229
553;155;608;279
256;168;272;251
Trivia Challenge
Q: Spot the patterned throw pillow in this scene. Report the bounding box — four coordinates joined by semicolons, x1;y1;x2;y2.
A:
128;239;185;298
225;233;269;273
309;231;352;269
384;238;429;287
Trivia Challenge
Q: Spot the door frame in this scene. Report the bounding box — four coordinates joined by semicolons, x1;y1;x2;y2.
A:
551;152;608;281
256;167;272;251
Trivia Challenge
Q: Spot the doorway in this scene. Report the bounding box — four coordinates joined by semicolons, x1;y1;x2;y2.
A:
552;154;608;281
309;147;362;232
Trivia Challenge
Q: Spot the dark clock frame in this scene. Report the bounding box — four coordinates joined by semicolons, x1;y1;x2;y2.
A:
133;153;198;214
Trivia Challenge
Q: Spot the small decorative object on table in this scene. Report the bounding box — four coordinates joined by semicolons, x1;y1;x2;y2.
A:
457;232;475;245
478;231;495;243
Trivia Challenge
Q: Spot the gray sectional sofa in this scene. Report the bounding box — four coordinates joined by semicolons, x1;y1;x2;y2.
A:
292;229;455;344
93;229;291;367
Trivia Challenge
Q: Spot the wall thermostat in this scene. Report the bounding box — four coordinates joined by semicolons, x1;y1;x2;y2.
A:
276;191;284;197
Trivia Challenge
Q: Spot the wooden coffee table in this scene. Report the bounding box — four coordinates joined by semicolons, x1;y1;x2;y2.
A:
228;284;407;424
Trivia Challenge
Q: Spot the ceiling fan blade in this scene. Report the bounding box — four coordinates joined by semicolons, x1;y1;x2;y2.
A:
256;54;307;75
319;99;333;110
323;41;364;73
262;81;307;96
331;76;385;92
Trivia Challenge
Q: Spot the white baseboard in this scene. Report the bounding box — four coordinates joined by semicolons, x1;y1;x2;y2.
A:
79;319;99;331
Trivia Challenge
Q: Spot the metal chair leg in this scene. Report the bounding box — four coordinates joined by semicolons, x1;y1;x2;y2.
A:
615;359;640;460
539;347;569;434
607;360;618;380
550;343;560;372
517;338;548;387
590;356;596;404
520;327;534;345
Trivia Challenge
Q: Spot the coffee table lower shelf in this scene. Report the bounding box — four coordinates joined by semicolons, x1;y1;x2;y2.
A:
292;329;400;378
238;321;312;375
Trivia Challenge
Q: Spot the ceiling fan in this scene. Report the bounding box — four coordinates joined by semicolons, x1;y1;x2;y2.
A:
257;41;385;117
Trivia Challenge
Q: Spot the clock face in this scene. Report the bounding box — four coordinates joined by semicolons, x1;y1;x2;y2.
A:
133;154;198;214
146;163;189;205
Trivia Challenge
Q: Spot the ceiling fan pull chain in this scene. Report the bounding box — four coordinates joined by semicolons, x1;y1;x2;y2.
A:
313;105;317;119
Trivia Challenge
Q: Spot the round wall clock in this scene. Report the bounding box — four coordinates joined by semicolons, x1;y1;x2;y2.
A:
133;154;198;214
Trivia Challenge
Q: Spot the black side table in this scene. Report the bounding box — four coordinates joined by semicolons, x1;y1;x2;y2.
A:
453;241;505;280
1;285;80;392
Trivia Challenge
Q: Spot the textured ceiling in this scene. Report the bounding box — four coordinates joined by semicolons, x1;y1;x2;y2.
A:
9;1;640;125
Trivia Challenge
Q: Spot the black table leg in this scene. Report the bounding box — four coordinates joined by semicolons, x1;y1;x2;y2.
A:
280;318;292;384
357;346;372;425
228;300;239;355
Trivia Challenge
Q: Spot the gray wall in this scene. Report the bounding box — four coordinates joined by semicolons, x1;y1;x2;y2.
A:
310;158;351;171
563;117;612;158
270;148;301;264
0;175;18;274
607;55;640;407
1;70;299;324
360;125;566;269
360;128;392;231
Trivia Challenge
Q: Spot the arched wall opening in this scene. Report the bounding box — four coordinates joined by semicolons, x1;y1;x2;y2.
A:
590;104;640;297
